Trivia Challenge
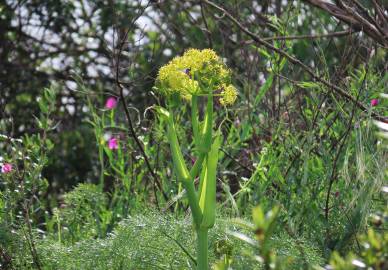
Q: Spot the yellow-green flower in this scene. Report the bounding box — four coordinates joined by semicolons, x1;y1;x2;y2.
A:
157;64;199;99
155;48;237;105
219;84;237;106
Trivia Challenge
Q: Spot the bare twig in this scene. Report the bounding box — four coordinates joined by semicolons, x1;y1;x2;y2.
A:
200;0;213;48
112;2;169;204
303;0;388;47
220;148;253;174
261;29;357;41
202;0;385;122
23;203;42;270
324;65;368;221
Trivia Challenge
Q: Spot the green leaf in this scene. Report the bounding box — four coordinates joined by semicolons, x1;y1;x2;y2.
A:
297;81;320;89
154;105;170;119
199;132;222;229
255;73;274;105
252;206;265;228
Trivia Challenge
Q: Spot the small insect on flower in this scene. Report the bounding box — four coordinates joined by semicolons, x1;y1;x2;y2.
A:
183;68;191;76
371;99;379;107
1;163;13;174
108;137;119;150
105;97;118;109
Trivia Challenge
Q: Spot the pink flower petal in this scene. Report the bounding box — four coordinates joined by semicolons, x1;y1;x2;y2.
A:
371;99;379;107
1;163;13;174
105;97;118;109
108;137;119;150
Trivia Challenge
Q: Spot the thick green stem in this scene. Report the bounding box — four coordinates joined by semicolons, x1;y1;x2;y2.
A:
166;117;190;181
166;112;202;227
200;94;213;152
98;146;104;191
190;153;205;179
163;95;215;270
183;180;203;228
196;228;209;270
198;93;214;197
192;96;200;149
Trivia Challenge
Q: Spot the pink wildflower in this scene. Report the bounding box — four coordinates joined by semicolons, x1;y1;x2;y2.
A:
371;99;379;107
108;137;119;150
1;163;13;174
105;97;117;109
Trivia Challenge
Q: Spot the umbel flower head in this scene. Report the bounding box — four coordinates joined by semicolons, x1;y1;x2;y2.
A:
155;49;237;105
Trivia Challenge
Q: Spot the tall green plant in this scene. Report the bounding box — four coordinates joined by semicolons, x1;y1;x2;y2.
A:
0;86;57;268
153;49;237;269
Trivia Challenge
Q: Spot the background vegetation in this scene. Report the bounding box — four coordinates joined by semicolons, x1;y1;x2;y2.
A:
0;0;387;269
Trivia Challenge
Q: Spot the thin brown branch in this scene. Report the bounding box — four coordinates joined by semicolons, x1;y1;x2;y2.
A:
220;148;253;174
200;0;213;48
371;0;388;31
202;0;385;122
324;65;368;221
112;2;169;204
261;29;357;41
303;0;388;47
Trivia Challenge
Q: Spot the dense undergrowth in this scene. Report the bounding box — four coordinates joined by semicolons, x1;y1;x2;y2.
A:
1;75;386;269
9;208;324;269
1;1;387;269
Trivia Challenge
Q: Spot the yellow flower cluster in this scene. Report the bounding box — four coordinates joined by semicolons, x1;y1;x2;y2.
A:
219;84;237;106
155;48;237;105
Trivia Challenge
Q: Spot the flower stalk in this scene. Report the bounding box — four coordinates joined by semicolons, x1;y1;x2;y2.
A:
154;48;237;269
